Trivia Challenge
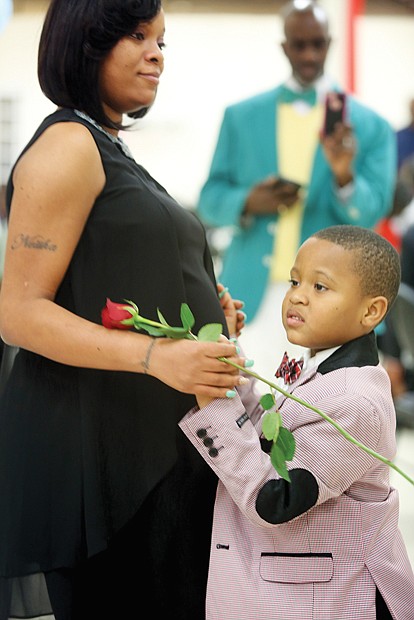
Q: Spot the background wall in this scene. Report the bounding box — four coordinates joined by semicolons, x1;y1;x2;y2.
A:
0;1;413;208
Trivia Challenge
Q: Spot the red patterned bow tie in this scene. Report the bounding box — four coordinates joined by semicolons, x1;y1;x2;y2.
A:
275;352;304;385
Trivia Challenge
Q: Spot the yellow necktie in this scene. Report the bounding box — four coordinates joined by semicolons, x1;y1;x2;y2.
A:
270;102;323;282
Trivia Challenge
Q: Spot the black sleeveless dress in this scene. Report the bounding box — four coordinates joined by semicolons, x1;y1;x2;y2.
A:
0;108;226;619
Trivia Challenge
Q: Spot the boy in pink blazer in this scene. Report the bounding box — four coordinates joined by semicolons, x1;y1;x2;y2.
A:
180;225;414;620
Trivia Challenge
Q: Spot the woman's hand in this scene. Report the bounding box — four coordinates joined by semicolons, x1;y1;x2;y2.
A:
148;336;248;399
217;283;246;338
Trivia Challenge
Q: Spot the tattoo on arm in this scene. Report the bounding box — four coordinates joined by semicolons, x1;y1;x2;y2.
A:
11;234;57;252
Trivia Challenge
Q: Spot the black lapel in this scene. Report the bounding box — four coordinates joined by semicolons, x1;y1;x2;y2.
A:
318;331;379;375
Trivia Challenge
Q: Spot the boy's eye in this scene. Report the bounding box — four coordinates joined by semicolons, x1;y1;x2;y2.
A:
289;278;299;287
315;283;327;291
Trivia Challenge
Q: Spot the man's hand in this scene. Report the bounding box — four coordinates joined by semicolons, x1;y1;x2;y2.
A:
243;175;300;216
320;123;356;187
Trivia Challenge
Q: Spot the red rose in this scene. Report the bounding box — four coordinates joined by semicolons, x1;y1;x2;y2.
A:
101;298;134;329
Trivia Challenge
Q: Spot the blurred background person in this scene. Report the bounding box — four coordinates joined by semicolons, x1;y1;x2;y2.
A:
401;221;414;289
378;218;414;405
376;112;414;400
196;0;396;382
396;97;414;170
386;221;414;436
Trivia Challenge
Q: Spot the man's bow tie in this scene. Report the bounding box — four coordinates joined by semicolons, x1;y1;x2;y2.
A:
279;86;317;107
275;352;304;385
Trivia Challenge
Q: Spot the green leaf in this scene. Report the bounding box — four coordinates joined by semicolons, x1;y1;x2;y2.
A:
197;323;223;342
262;411;281;442
157;309;170;327
276;426;296;461
260;393;275;411
180;303;195;331
270;443;291;482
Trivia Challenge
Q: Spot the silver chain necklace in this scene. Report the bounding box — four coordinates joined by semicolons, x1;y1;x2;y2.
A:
74;109;135;160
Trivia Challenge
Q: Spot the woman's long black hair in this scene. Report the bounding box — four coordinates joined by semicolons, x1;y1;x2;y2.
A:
38;0;162;129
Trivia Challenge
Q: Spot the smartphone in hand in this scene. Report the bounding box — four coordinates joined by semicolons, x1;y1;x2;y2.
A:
323;92;346;135
273;177;301;192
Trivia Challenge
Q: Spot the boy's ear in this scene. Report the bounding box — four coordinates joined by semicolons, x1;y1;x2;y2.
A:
361;296;388;329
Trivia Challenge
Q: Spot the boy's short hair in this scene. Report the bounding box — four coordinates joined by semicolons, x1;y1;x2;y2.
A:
312;225;401;314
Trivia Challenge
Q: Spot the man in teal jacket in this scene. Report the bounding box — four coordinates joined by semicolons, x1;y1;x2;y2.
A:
197;0;396;380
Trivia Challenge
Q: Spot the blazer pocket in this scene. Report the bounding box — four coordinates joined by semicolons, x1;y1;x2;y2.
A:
260;552;333;584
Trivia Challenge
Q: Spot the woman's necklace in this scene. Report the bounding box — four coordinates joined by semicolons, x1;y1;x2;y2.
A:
74;109;135;160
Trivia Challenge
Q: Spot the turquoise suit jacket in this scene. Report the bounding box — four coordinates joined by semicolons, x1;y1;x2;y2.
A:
197;85;397;321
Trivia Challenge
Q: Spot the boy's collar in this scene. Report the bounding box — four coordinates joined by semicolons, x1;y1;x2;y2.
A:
302;332;379;376
316;332;379;375
303;345;340;375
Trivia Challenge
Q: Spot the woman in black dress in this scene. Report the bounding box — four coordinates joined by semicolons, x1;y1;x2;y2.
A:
0;1;246;618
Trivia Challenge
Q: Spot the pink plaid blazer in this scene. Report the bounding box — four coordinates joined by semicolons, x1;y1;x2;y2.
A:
179;334;414;619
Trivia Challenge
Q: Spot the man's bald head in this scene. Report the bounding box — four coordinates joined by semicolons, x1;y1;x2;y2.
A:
281;0;329;36
280;1;331;86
